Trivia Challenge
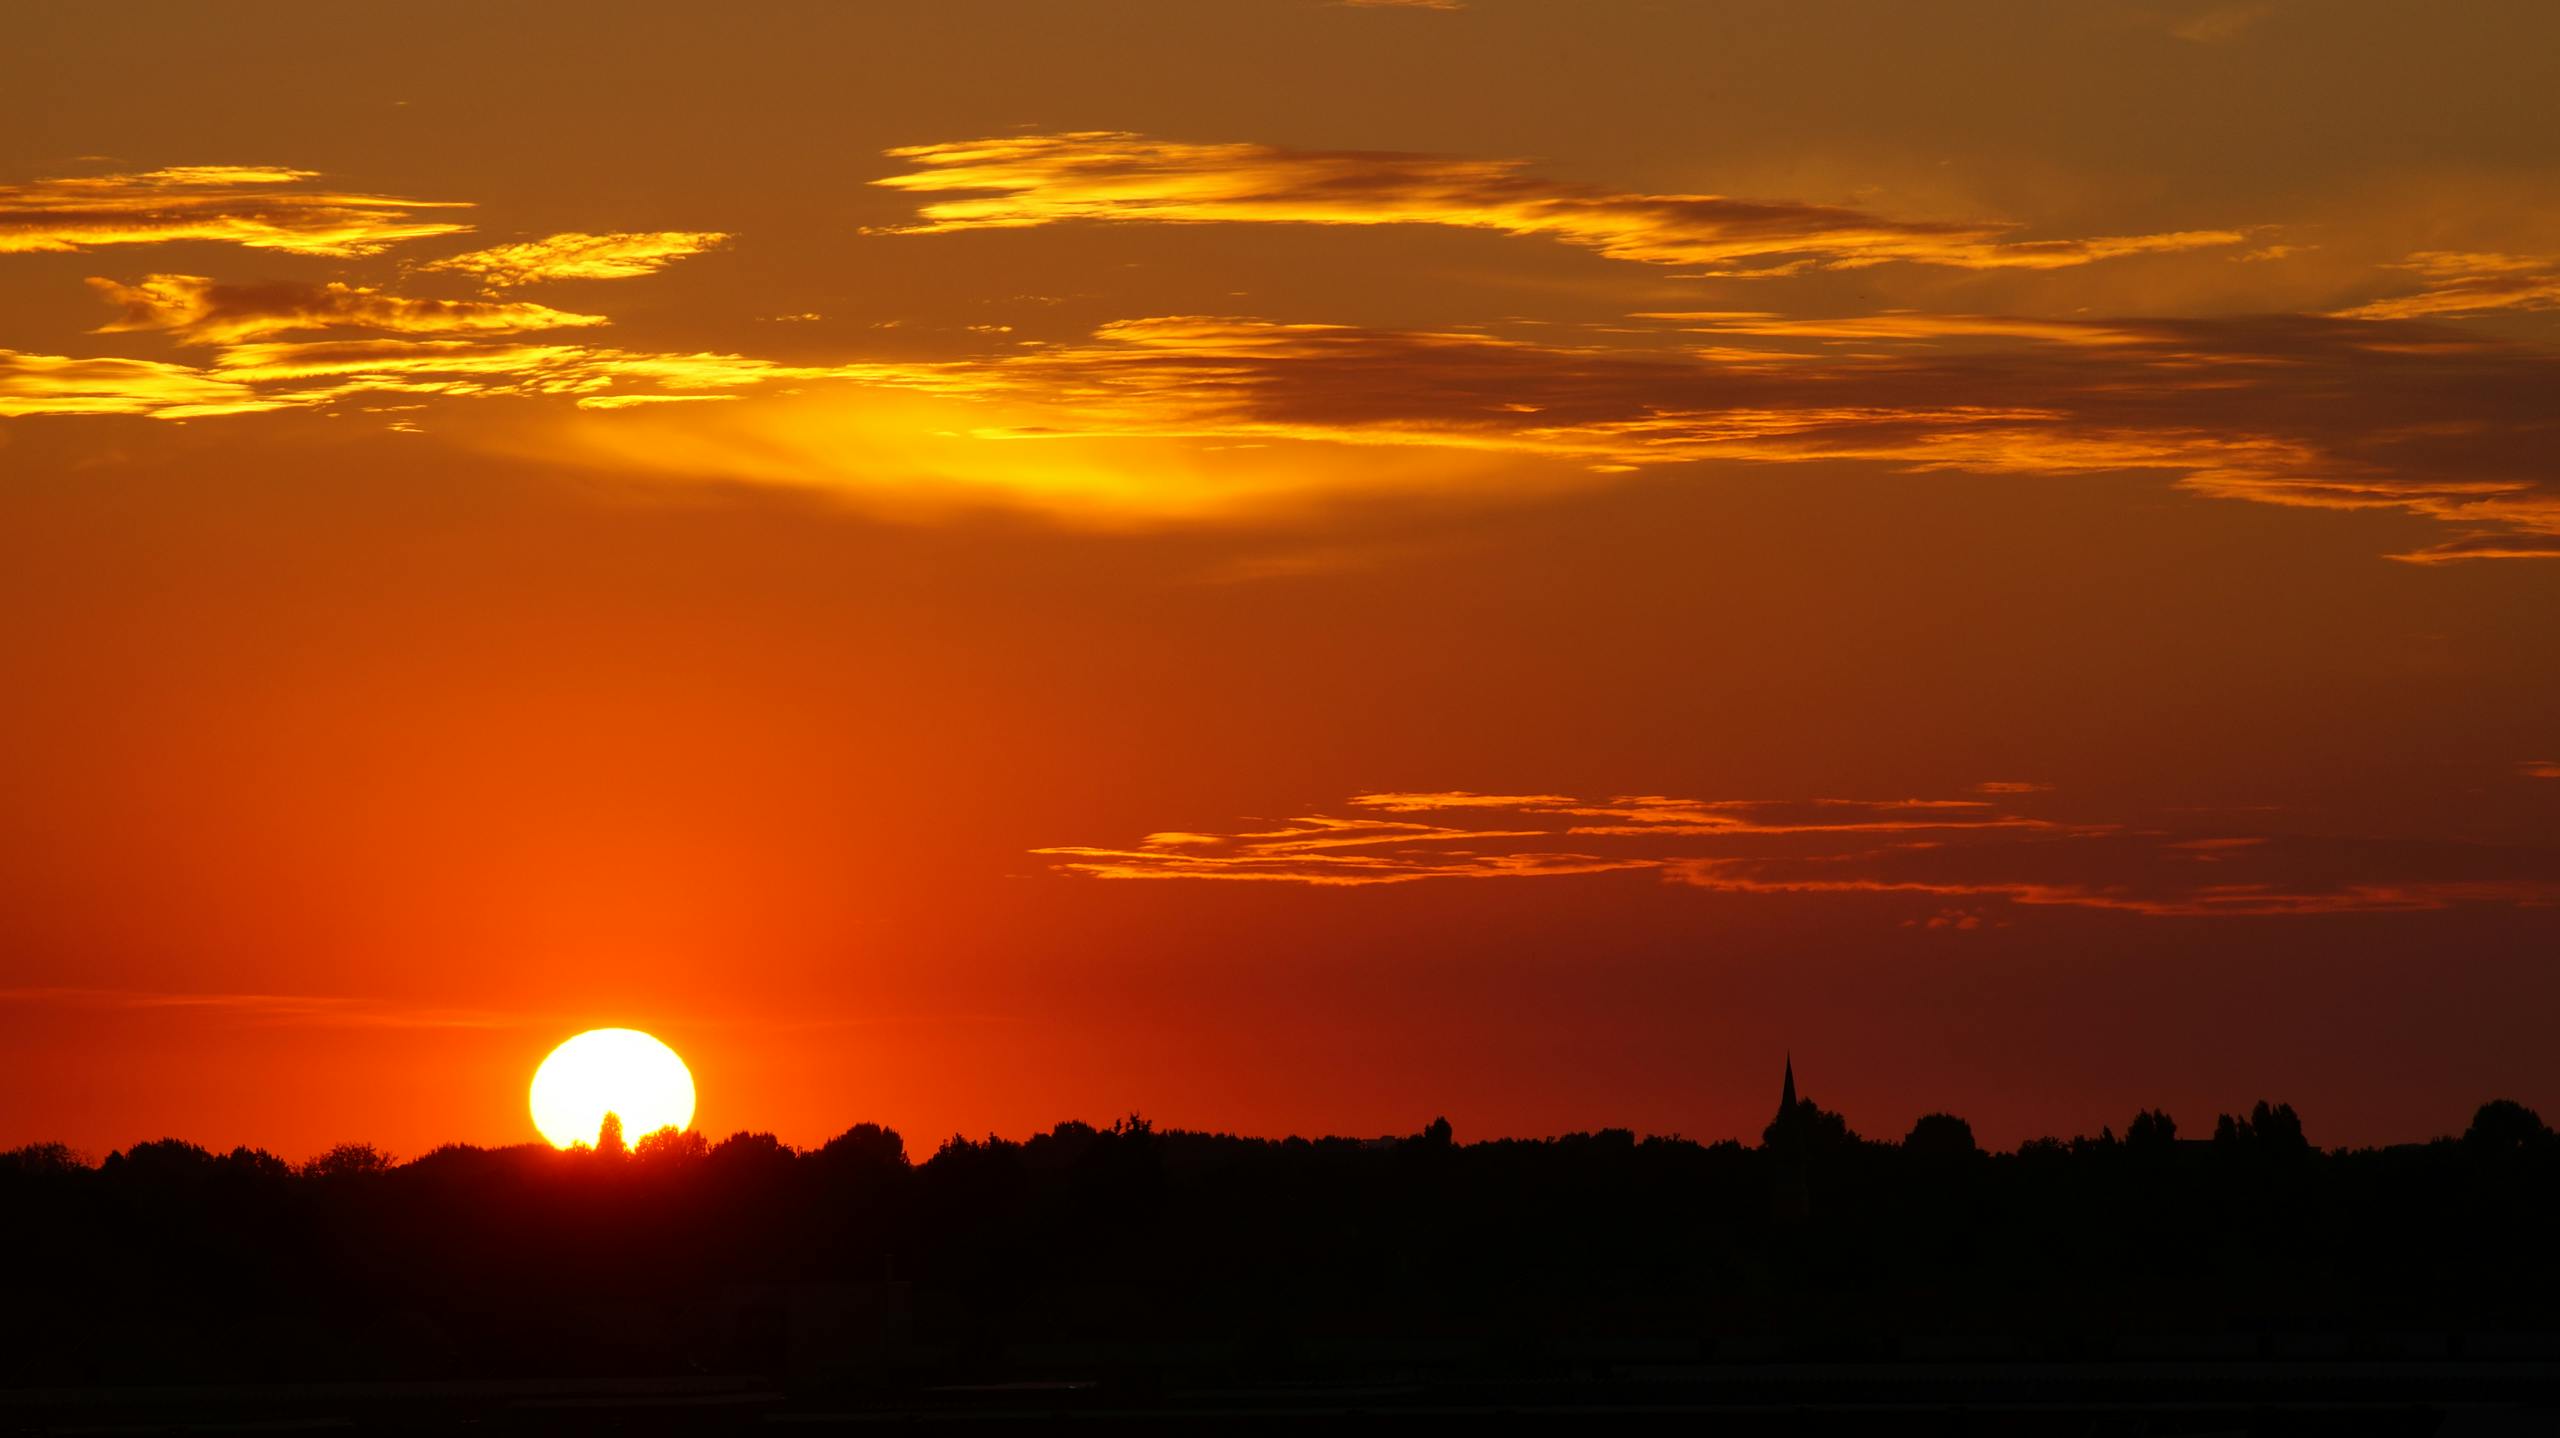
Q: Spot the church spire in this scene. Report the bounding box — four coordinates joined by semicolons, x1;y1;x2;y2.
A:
1780;1053;1797;1114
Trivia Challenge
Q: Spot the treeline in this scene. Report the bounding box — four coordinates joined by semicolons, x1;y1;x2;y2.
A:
4;1099;2555;1386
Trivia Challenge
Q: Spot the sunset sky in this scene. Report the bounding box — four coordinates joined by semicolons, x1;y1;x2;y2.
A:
6;0;2558;1160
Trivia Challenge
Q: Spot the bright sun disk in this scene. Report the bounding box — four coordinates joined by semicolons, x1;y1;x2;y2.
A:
530;1028;696;1149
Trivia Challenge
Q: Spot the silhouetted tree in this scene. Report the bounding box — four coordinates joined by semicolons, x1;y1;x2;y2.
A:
303;1143;392;1179
634;1126;708;1163
2016;1135;2071;1162
816;1121;908;1170
13;1096;2560;1394
706;1129;796;1181
2251;1100;2307;1153
224;1146;294;1180
102;1138;216;1180
1763;1099;1856;1153
2463;1099;2552;1152
2125;1108;2178;1152
596;1111;627;1159
2;1142;85;1175
1903;1112;1979;1158
2214;1100;2309;1157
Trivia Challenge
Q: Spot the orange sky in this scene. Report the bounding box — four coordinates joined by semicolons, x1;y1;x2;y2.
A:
5;0;2558;1159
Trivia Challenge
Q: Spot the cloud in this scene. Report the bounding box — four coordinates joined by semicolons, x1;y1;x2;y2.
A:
2169;3;2276;43
1039;790;2560;917
1634;311;2155;346
2388;534;2560;564
0;987;526;1029
215;337;910;407
0;336;913;419
419;230;730;286
22;297;2558;559
872;132;2244;274
86;273;608;344
812;310;2560;556
0;348;280;418
0;165;470;256
2333;252;2560;320
1348;791;1581;812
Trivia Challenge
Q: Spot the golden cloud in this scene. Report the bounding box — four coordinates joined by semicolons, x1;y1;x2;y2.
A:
0;349;280;418
86;273;607;344
420;230;731;286
789;311;2560;555
2334;251;2560;320
0;165;469;256
22;293;2557;559
1040;790;2560;917
0;334;911;420
873;132;2244;273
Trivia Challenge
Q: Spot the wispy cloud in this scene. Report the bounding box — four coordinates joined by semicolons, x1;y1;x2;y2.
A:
2334;252;2560;321
0;165;470;256
872;133;2244;274
2390;534;2560;565
1040;790;2560;917
19;293;2558;559
2169;3;2276;44
1634;311;2155;346
0;987;529;1029
87;273;606;344
420;230;730;286
0;336;913;419
812;311;2560;557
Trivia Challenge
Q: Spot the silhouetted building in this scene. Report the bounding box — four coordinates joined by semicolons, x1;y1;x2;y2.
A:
1768;1053;1810;1223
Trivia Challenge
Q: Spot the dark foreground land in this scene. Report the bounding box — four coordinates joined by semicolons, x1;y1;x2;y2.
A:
6;1098;2559;1433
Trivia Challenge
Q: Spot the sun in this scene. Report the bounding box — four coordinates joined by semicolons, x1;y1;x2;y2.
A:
530;1028;696;1149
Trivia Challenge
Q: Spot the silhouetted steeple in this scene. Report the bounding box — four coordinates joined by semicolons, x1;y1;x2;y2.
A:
1769;1051;1810;1223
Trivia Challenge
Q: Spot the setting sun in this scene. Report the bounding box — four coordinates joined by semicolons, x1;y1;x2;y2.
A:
528;1029;696;1149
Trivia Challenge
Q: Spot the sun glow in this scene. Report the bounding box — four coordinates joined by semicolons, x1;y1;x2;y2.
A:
529;1028;696;1149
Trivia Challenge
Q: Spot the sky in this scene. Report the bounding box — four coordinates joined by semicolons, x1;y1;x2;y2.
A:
4;0;2558;1160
